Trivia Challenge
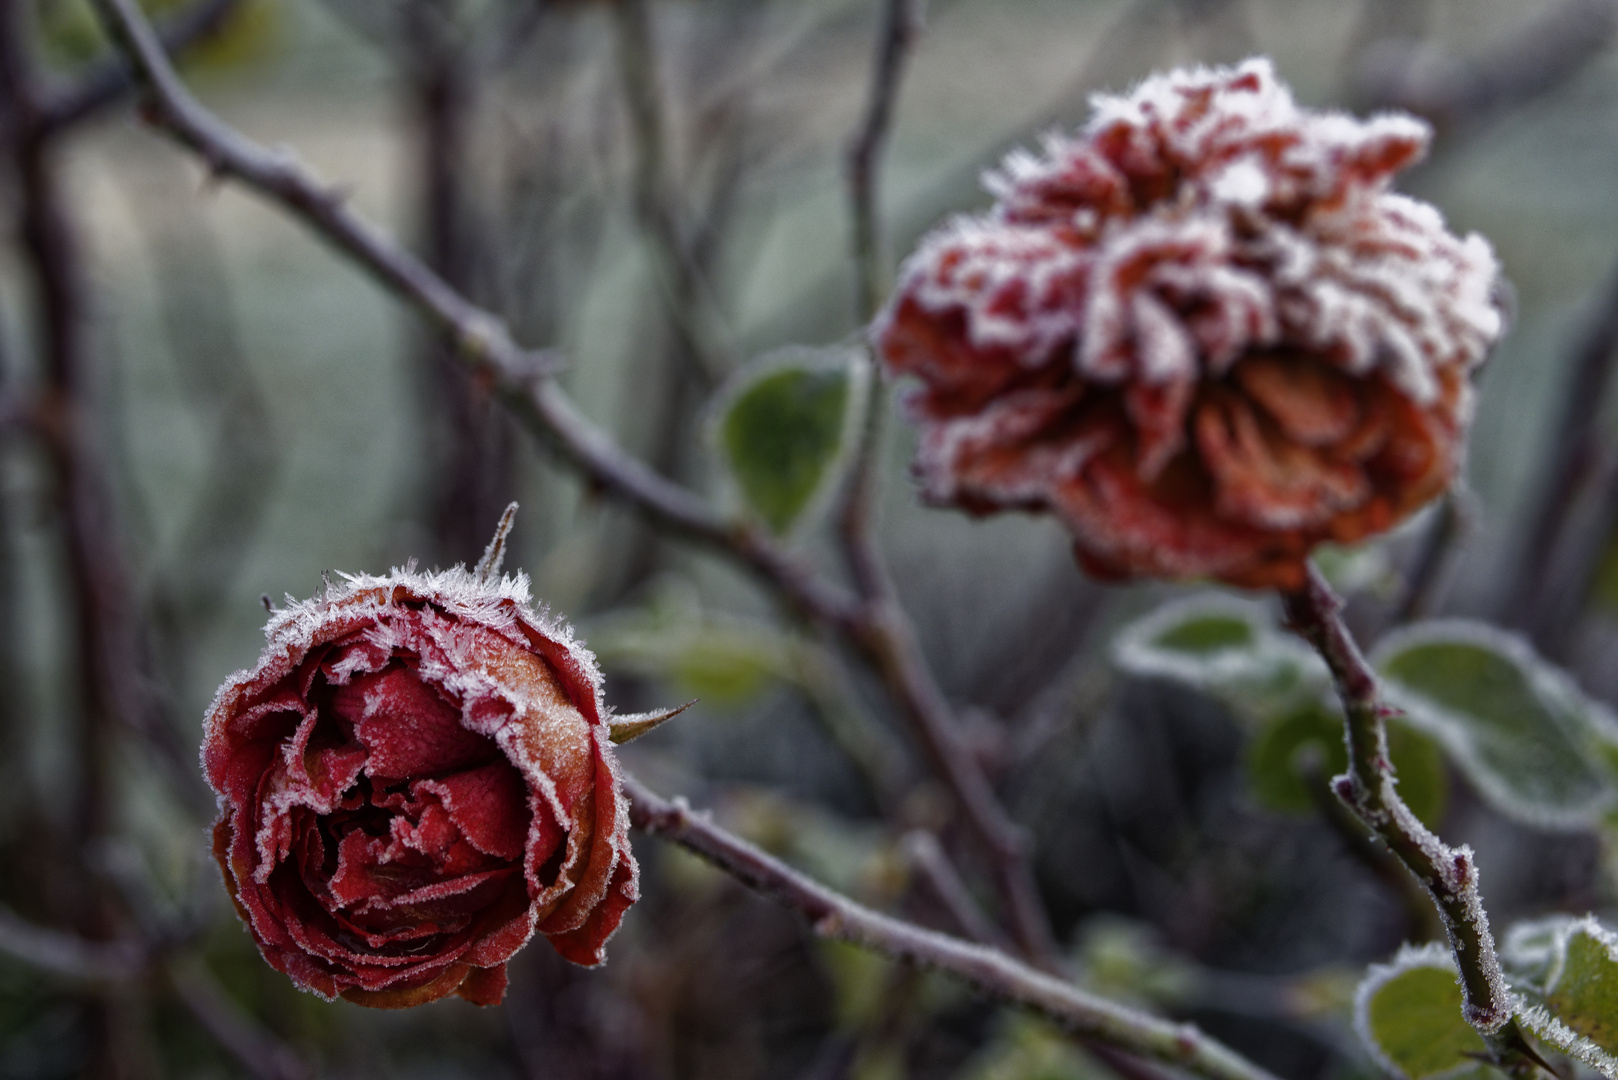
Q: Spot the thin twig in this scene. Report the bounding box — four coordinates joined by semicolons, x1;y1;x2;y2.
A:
624;775;1282;1080
837;0;923;600
1393;487;1474;626
38;0;242;133
847;0;921;326
1503;255;1618;642
0;905;144;983
1280;565;1539;1069
86;0;866;637
608;0;739;384
1355;0;1618;129
167;958;315;1080
93;0;1057;971
859;602;1059;964
902;830;1013;953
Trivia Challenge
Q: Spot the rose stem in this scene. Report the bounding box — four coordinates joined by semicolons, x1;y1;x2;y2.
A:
624;775;1280;1080
90;0;1062;970
1280;563;1539;1070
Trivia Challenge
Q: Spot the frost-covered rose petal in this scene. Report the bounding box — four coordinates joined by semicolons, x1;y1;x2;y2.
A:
877;58;1503;588
203;566;637;1008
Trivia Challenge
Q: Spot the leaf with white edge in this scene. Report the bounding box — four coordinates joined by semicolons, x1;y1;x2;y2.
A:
1501;915;1579;989
1355;944;1492;1080
1372;621;1618;829
1507;916;1618;1078
1111;594;1327;720
714;346;865;534
1246;704;1447;827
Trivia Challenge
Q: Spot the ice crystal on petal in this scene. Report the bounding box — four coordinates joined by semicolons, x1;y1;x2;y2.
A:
878;57;1504;588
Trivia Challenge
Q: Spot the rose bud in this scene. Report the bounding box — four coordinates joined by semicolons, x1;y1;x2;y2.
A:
876;57;1504;589
202;508;639;1008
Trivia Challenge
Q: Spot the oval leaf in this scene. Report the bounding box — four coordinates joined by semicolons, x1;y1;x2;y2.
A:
715;347;861;534
1510;916;1618;1078
1246;704;1447;827
1372;621;1618;828
1111;594;1326;720
1355;944;1490;1080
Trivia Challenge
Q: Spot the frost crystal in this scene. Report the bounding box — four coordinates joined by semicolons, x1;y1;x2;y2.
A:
878;57;1503;588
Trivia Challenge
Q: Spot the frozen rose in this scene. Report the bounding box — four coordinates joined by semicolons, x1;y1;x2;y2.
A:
203;558;636;1008
877;58;1503;588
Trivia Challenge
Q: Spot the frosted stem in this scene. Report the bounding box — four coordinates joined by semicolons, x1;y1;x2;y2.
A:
1281;563;1536;1067
625;775;1281;1080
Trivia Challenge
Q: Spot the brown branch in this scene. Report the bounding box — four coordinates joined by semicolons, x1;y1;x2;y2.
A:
0;906;314;1080
1356;0;1618;129
857;602;1059;964
1281;565;1541;1070
38;0;242;133
847;0;921;327
624;775;1282;1080
608;0;739;384
90;0;1063;973
167;958;315;1080
1503;256;1618;642
838;0;923;601
0;905;145;983
84;0;865;636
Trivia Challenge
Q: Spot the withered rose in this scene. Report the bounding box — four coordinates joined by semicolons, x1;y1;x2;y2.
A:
877;58;1503;588
203;561;636;1008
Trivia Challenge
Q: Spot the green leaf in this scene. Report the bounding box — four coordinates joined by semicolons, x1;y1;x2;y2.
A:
1508;916;1618;1077
1372;621;1618;829
715;347;861;534
957;1016;1108;1080
1355;945;1492;1080
586;584;802;705
1111;594;1326;720
1245;704;1447;827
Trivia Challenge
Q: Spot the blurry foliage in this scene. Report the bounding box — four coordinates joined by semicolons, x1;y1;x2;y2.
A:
6;0;1618;1076
1359;918;1618;1079
36;0;278;70
714;345;862;535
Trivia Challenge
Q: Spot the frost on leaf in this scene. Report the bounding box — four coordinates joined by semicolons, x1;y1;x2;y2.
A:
1355;943;1492;1080
878;57;1503;588
1371;620;1618;829
1506;915;1618;1078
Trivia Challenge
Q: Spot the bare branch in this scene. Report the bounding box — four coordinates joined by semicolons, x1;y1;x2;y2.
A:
87;0;1061;971
168;958;315;1080
1503;256;1618;644
838;0;923;600
84;0;866;636
608;0;740;384
1281;565;1543;1069
1356;0;1618;128
0;905;145;983
624;775;1282;1080
848;0;922;325
857;602;1058;963
39;0;243;133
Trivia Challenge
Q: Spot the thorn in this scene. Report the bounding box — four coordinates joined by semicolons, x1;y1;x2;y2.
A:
475;503;519;583
608;700;697;745
260;593;274;613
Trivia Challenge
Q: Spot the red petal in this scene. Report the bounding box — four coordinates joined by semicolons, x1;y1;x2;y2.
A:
416;762;529;862
332;665;494;780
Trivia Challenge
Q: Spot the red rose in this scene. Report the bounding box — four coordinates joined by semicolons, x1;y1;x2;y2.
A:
876;58;1503;588
203;563;636;1008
